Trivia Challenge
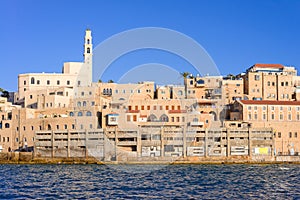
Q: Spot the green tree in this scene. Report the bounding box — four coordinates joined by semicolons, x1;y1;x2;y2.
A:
108;80;114;83
0;88;9;99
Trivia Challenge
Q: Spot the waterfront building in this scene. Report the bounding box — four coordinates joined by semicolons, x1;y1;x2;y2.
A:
0;29;299;163
230;100;300;156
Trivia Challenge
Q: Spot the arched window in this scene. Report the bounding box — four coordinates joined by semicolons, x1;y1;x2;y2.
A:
83;101;87;107
86;111;92;116
78;112;83;117
69;112;74;117
160;114;169;122
178;90;183;96
31;77;35;84
197;79;205;84
87;39;90;44
77;102;81;107
5;123;10;128
103;88;106;95
147;114;157;122
47;124;51;130
87;47;90;53
193;118;199;122
109;89;112;95
209;111;217;121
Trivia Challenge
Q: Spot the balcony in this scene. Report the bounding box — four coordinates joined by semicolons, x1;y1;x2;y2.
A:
189;121;204;127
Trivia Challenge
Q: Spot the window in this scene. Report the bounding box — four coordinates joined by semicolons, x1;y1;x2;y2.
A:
83;101;87;107
141;106;144;110
248;106;251;110
30;95;33;99
295;132;298;138
67;80;70;85
47;80;50;85
263;106;266;110
24;80;26;85
31;77;35;84
288;113;292;120
271;106;274;110
272;82;275;86
271;113;275;120
248;113;251;120
64;124;67;129
278;132;281;138
37;80;40;85
281;82;284;86
280;106;283;111
69;112;74;117
263;113;266;120
289;132;292;138
56;125;59;130
267;81;270;86
57;80;60;85
78;112;83;117
77;102;81;107
87;47;90;53
87;39;90;44
81;92;84;96
254;113;257;120
86;111;92;116
5;123;10;128
279;113;283;120
254;75;260;81
254;106;257;110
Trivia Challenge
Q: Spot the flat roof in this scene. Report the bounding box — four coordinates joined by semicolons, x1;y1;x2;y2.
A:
239;100;300;106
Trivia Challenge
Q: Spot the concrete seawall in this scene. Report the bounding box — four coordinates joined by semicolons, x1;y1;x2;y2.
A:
1;153;300;164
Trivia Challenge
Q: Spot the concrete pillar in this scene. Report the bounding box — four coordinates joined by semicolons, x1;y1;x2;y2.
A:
85;129;88;158
248;128;252;158
67;130;70;158
227;129;230;157
183;126;186;158
161;127;164;157
51;130;54;158
205;129;208;157
137;126;141;157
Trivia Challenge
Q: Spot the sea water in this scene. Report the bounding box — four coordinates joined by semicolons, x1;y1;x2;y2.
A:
0;164;299;199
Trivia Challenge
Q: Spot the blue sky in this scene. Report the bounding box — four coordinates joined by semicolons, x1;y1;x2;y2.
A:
1;0;300;91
